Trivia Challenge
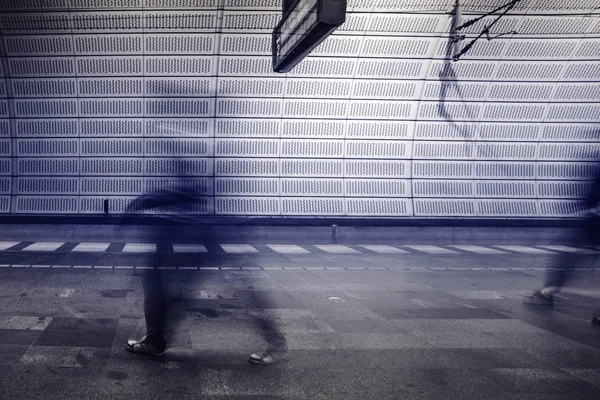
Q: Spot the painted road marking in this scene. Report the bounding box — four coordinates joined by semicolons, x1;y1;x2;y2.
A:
403;245;460;254
493;245;556;254
537;245;600;254
173;244;208;253
22;242;65;251
448;245;508;254
122;243;156;253
267;245;310;254
314;245;360;254
72;243;110;252
220;244;259;253
0;242;19;250
359;245;409;254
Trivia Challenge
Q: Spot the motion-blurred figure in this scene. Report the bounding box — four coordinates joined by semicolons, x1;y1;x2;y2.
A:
122;170;286;364
525;162;600;321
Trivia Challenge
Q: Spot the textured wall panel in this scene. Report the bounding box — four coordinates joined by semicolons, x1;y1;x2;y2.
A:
216;119;279;137
414;199;476;216
284;100;346;118
281;120;344;138
74;35;142;55
0;159;11;175
146;139;212;156
287;79;350;98
475;181;536;198
146;119;211;137
345;140;410;159
346;160;409;178
17;177;78;194
356;59;424;78
539;200;587;217
478;124;540;141
415;123;477;140
18;158;78;175
538;144;600;161
80;99;142;117
281;140;344;158
216;178;278;195
16;196;79;213
218;99;280;117
146;77;212;96
345;179;410;197
9;57;75;77
220;34;270;55
476;200;539;217
215;139;278;157
15;100;77;117
5;35;73;56
346;199;411;216
17;139;75;156
413;180;474;197
81;178;142;194
12;78;76;97
281;159;342;177
422;82;487;101
413;142;474;159
216;158;278;176
81;139;143;156
348;121;412;139
218;78;284;97
80;119;143;136
146;99;212;116
77;57;143;76
288;58;356;77
281;179;343;196
16;120;78;137
80;158;142;176
0;178;10;194
538;181;591;198
476;162;536;179
146;56;213;75
144;177;212;194
78;78;143;97
281;198;344;216
540;124;599;141
145;158;212;176
216;197;279;215
219;56;272;76
145;34;215;54
413;161;473;178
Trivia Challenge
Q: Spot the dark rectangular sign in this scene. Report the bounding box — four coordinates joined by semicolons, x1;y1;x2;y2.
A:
272;0;346;73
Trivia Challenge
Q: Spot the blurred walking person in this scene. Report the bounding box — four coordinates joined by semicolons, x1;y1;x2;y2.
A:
525;160;600;322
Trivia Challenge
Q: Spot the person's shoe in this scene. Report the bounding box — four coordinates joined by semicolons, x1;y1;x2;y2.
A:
248;353;274;365
592;316;600;325
125;339;165;357
523;290;554;306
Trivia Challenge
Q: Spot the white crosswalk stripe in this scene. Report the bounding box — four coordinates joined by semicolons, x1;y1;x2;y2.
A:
173;244;208;253
267;245;310;254
122;243;156;253
448;245;508;254
537;245;600;254
72;243;110;252
359;245;409;254
0;242;19;250
220;244;259;253
314;245;360;254
403;245;460;254
493;245;556;254
22;242;64;251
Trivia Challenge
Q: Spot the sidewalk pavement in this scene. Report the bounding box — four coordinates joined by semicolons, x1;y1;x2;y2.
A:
0;244;600;399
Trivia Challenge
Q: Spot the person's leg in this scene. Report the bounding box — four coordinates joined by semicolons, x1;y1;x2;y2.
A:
247;291;287;365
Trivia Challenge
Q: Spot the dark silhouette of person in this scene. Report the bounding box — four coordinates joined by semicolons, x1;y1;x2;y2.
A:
525;160;600;322
122;176;286;364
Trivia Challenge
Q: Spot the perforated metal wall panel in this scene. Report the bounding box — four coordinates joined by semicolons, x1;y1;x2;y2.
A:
0;4;598;219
